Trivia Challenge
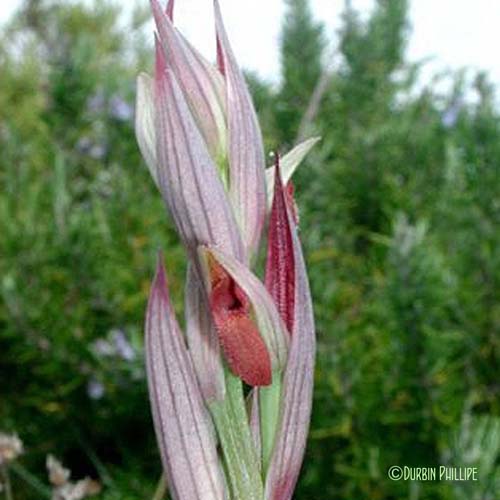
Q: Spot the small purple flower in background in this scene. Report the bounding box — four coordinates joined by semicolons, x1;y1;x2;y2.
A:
87;329;139;400
91;337;114;357
76;136;93;154
111;329;136;361
87;90;133;122
87;91;106;114
88;144;107;160
442;99;462;128
109;95;134;122
91;329;136;361
86;378;105;400
134;1;320;499
76;136;107;160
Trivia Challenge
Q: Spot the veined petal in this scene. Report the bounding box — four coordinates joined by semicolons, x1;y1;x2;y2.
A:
154;39;243;266
135;72;158;187
265;156;295;334
265;137;321;208
178;31;227;118
151;0;227;160
213;0;266;257
145;256;226;500
185;265;225;402
134;57;225;187
264;194;316;500
199;245;289;377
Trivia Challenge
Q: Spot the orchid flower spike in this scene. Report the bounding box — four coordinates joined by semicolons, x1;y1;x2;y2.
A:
135;1;318;499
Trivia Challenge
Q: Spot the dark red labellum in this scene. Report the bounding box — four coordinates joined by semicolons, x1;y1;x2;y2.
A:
208;256;272;386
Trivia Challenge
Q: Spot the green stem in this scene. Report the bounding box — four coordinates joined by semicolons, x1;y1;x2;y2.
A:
259;374;282;474
209;371;264;500
1;464;13;500
8;462;51;499
225;372;261;474
152;473;167;500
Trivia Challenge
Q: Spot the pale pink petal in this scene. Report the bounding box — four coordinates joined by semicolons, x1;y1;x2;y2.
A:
145;256;226;500
154;39;243;268
135;73;158;186
152;0;226;158
185;265;225;402
213;0;266;257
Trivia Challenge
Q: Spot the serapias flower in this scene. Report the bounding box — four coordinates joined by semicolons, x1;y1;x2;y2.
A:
135;1;319;499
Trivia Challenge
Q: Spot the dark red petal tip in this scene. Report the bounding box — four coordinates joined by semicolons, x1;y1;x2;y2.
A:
216;36;226;76
285;181;299;225
265;154;296;334
152;250;168;298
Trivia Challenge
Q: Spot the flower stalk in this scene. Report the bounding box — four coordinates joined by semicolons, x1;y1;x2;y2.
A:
135;1;318;499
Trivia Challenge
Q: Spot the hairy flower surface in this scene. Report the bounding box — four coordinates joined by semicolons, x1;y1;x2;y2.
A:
135;2;319;499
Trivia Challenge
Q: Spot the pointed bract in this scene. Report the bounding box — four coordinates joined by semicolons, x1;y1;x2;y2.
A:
185;266;225;402
265;156;295;334
145;256;226;500
264;201;316;500
213;0;266;258
136;48;226;183
152;0;227;159
265;137;321;208
154;39;243;269
216;36;225;76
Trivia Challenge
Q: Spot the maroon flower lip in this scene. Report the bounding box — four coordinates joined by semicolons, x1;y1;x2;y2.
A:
208;254;272;386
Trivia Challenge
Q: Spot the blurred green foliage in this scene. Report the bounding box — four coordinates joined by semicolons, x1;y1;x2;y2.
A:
0;0;498;499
